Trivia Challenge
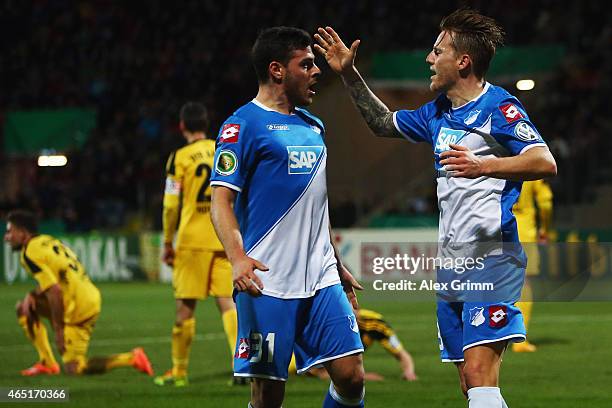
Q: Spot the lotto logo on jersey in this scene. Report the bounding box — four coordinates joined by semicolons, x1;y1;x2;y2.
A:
220;124;240;143
488;305;508;328
287;146;324;174
235;338;250;359
434;127;465;155
499;103;524;123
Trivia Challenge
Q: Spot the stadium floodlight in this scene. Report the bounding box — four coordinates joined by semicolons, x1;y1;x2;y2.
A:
37;154;68;167
516;79;535;91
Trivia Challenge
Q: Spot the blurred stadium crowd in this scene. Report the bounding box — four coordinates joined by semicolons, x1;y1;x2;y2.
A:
0;0;610;231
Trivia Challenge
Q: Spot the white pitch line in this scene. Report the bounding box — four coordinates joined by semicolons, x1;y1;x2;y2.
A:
0;332;226;353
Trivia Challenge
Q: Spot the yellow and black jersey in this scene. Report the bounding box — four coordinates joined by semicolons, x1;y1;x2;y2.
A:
358;309;404;357
163;139;223;250
21;235;100;325
513;180;553;242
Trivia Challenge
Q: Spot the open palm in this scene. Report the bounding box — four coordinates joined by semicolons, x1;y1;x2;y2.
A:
314;26;360;76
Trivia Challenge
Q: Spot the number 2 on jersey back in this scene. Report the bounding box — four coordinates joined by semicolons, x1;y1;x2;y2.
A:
195;163;212;203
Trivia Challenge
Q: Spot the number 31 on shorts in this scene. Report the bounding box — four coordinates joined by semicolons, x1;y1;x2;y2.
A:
250;332;275;363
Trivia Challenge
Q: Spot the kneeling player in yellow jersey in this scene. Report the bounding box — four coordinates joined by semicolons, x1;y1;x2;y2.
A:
512;179;553;352
4;210;153;377
155;102;237;387
298;308;418;381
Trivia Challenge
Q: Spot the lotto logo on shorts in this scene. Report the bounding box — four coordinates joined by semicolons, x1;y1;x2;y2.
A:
235;338;250;358
499;103;524;123
488;306;508;328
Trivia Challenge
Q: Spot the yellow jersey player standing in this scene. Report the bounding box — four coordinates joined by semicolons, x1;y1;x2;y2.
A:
512;179;553;352
155;102;237;387
4;210;153;376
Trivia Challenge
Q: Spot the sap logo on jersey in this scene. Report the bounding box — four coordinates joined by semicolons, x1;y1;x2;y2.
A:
287;146;323;174
434;127;465;155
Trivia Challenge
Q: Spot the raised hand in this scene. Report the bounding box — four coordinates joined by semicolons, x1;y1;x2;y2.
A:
314;26;360;77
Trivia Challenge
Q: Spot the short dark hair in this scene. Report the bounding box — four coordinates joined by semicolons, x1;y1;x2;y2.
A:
440;9;505;79
251;26;312;83
180;102;209;133
7;210;38;233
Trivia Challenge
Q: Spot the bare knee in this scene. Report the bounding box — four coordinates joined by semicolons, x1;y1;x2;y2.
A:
328;357;365;400
175;299;196;325
335;370;365;399
251;378;285;408
215;296;235;314
463;360;495;388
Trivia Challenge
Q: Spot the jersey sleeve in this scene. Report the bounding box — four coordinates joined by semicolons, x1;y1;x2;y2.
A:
392;102;434;144
162;151;181;244
210;116;254;192
491;98;547;155
23;245;57;291
380;332;405;357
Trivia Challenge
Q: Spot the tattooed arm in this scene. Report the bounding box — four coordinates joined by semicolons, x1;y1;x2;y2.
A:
314;26;401;139
341;70;402;138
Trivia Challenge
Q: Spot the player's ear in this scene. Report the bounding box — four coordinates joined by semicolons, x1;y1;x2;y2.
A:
457;53;471;72
179;120;185;132
269;61;283;83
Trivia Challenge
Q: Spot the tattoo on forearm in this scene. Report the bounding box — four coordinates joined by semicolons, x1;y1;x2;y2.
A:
345;79;399;138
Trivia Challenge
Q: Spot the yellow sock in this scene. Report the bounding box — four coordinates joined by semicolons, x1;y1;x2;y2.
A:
172;318;195;378
104;352;134;370
221;309;238;355
288;354;297;375
517;282;534;331
18;316;57;367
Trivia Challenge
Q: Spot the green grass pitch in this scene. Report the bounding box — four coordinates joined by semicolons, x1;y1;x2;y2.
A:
1;283;611;407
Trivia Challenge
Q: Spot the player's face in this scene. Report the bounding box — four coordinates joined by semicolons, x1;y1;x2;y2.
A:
426;31;461;93
4;222;26;251
283;47;321;107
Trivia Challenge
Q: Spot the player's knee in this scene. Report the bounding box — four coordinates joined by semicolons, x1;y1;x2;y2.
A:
175;300;196;324
462;360;493;388
333;365;365;400
251;379;284;408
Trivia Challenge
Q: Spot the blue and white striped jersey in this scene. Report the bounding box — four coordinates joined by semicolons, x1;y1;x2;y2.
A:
210;100;339;298
394;83;547;262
